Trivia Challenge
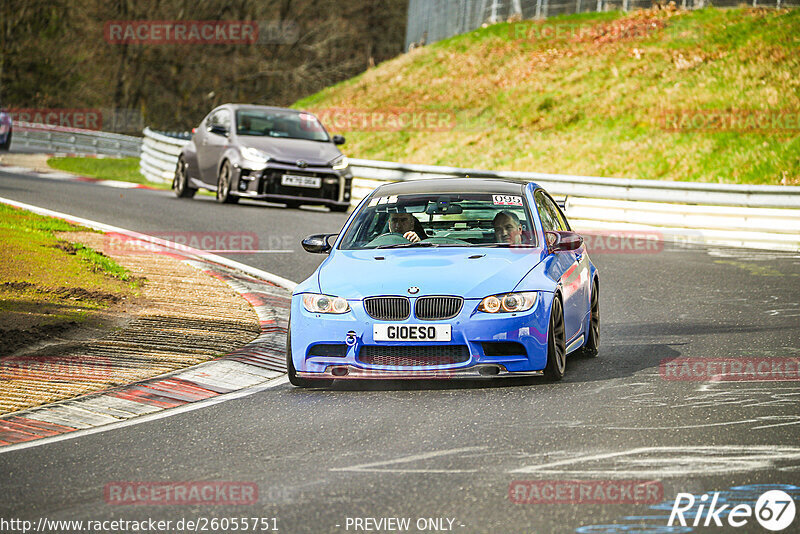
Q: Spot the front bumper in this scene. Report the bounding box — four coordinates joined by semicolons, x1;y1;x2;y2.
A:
235;160;352;206
290;293;553;379
297;364;543;380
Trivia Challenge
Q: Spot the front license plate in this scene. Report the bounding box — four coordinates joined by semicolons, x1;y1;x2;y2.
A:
281;174;321;188
373;324;452;342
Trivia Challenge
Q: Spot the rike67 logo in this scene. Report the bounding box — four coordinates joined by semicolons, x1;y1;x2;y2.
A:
669;489;796;531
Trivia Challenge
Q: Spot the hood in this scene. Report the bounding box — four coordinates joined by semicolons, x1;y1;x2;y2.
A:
239;137;340;166
317;248;546;300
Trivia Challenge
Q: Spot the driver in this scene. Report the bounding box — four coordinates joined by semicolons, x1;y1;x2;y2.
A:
493;211;523;244
388;212;422;243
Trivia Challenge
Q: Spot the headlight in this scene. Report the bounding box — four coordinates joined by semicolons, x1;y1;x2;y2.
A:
478;292;538;313
331;155;348;170
242;147;271;164
302;293;350;314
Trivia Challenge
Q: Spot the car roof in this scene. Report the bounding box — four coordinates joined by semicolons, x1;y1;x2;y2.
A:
372;178;537;196
223;104;304;114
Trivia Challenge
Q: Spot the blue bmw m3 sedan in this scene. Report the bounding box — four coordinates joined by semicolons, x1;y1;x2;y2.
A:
287;178;599;387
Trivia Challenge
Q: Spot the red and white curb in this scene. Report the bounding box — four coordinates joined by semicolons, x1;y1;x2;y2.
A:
0;161;161;190
0;197;297;452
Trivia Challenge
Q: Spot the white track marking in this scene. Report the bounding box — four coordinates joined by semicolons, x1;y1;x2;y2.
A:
0;376;288;455
331;447;487;473
510;446;800;478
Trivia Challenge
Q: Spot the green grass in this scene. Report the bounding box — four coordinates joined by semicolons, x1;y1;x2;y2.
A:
0;203;140;339
294;7;800;185
47;156;171;189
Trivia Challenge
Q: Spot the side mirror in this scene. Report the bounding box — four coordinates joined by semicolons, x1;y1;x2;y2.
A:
302;233;337;254
208;124;229;137
545;230;583;253
332;135;345;145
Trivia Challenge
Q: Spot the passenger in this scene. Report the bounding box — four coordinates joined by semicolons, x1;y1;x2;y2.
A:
388;212;423;243
493;211;523;245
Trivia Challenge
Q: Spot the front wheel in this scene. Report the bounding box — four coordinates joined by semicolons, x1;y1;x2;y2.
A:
215;160;239;204
173;156;197;198
580;281;599;357
544;295;566;381
286;320;334;388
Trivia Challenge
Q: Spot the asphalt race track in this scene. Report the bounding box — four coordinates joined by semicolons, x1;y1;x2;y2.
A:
1;167;799;533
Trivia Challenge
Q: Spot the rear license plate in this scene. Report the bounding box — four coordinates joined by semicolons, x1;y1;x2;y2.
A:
373;324;452;342
282;174;321;188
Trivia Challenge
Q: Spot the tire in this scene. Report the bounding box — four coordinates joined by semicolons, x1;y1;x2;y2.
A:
285;200;301;209
580;280;599;357
330;204;349;213
215;160;239;204
0;131;10;151
172;156;197;198
286;320;334;388
544;295;567;381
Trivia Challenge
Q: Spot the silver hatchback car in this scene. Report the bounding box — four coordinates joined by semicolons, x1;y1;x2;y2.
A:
174;104;352;211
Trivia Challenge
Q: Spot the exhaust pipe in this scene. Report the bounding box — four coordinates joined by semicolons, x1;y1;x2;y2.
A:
331;367;349;377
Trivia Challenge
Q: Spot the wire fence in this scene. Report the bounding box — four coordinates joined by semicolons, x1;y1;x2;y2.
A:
405;0;799;48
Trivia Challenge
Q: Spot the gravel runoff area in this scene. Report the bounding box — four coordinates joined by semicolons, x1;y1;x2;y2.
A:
0;231;261;415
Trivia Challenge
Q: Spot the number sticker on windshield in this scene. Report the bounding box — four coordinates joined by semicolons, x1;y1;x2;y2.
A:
493;195;523;206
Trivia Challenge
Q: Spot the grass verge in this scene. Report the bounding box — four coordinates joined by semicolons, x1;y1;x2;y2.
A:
0;203;141;354
295;7;800;185
47;156;171;189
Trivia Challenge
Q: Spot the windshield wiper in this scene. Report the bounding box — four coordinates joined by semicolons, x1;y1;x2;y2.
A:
376;242;441;249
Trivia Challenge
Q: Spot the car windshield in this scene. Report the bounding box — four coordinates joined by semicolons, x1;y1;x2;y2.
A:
235;109;329;142
338;193;537;250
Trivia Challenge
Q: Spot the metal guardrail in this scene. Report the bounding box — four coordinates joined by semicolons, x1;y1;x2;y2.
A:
347;159;800;209
139;128;800;251
12;121;142;158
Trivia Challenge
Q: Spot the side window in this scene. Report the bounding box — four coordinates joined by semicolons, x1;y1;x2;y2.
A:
218;110;231;131
542;194;569;231
534;190;558;232
206;111;220;129
207;110;230;132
